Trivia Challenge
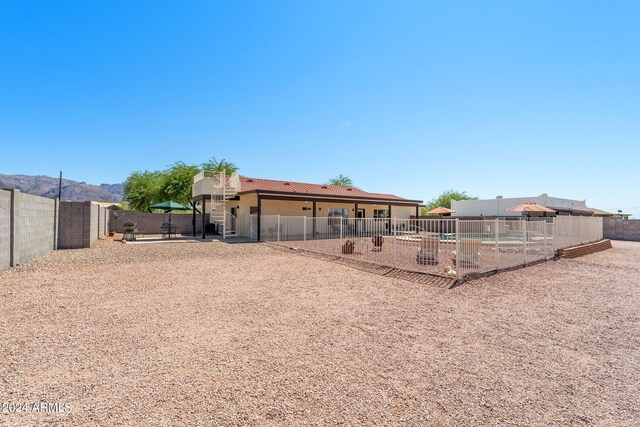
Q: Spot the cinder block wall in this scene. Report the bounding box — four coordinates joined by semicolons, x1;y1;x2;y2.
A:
109;210;207;235
58;201;110;249
95;206;109;239
0;189;11;270
0;190;114;270
604;218;640;241
58;202;86;249
88;203;99;245
12;190;57;266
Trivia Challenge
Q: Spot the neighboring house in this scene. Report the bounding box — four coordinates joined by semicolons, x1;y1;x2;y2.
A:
451;194;592;217
587;207;631;219
192;172;423;239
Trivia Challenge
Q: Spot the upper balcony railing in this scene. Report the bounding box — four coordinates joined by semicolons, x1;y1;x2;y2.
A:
192;170;241;198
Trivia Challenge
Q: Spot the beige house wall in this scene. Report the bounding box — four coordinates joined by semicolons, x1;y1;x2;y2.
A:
261;199;415;218
226;193;257;238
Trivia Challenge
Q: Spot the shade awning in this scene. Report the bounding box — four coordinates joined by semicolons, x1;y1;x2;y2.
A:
506;203;556;213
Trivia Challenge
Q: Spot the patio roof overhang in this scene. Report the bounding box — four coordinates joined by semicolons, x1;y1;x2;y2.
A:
547;206;594;216
244;190;423;206
194;190;423;206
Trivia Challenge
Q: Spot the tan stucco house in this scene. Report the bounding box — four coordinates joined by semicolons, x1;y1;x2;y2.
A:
192;171;423;239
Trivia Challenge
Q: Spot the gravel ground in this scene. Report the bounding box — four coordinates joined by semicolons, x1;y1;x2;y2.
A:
1;238;638;426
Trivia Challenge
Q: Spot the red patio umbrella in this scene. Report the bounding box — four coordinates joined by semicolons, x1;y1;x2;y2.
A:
426;207;457;215
506;203;556;217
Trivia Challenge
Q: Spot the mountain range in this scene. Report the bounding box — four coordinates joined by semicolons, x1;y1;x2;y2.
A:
0;173;124;202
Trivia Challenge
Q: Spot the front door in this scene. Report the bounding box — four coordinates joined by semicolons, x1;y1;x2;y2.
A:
357;208;365;232
230;207;237;232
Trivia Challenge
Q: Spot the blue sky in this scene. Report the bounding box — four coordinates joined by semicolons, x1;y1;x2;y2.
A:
1;1;638;215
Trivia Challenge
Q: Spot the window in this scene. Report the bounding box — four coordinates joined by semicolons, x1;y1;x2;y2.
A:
327;208;349;218
373;209;389;218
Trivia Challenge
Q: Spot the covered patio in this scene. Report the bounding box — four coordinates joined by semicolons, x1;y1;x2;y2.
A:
253;193;422;241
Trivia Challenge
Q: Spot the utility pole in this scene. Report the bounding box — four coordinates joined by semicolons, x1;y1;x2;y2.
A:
58;171;63;200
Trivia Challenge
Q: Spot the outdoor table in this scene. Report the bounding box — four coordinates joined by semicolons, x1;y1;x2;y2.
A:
161;224;179;239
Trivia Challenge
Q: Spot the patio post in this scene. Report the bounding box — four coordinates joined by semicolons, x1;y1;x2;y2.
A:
312;200;316;238
257;195;262;241
192;202;196;236
354;203;359;235
201;196;206;239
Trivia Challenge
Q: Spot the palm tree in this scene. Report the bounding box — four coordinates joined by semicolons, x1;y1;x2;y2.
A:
327;174;354;187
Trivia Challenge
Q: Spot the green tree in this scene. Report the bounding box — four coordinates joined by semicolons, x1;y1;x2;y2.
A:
158;162;201;206
327;174;354;187
123;170;163;212
200;158;239;174
421;190;478;215
123;158;241;212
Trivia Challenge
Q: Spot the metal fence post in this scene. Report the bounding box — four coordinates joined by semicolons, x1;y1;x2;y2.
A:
522;219;527;265
495;218;499;271
340;217;343;240
543;221;548;260
552;218;557;253
277;215;280;242
455;219;462;280
393;217;397;268
303;216;306;250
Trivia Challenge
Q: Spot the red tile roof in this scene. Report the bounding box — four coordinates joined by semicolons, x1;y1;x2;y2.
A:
239;177;421;203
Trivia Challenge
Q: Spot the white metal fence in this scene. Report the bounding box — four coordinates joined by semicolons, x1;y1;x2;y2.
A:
254;216;603;280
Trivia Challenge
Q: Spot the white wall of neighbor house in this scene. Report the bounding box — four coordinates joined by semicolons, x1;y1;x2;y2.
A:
451;194;588;217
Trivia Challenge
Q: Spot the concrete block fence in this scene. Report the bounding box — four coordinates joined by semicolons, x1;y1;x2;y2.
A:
0;189;12;270
603;218;640;242
0;189;58;270
0;189;111;271
108;210;208;235
58;201;110;249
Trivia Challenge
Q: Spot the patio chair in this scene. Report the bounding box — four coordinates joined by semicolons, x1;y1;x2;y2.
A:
417;235;440;265
371;235;384;252
452;239;482;269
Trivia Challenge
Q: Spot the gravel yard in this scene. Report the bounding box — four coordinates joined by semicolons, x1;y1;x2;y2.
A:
1;238;639;426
